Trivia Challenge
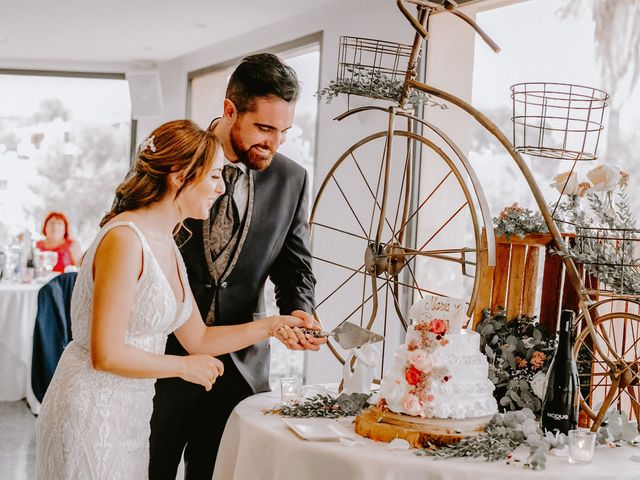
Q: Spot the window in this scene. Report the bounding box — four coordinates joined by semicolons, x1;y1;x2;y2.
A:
189;38;321;386
469;0;640;214
0;72;132;249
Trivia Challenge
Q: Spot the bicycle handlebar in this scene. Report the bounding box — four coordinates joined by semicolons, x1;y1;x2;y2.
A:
397;0;501;53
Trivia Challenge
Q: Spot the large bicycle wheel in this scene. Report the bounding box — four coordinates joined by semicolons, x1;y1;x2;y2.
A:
574;299;640;429
310;129;490;369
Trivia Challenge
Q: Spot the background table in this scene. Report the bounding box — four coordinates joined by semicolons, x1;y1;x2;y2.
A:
214;390;640;480
0;282;43;413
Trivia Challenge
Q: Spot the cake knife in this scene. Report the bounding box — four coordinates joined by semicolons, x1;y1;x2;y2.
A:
300;322;384;350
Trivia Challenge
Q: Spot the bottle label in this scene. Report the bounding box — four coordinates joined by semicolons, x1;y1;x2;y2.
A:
546;412;569;421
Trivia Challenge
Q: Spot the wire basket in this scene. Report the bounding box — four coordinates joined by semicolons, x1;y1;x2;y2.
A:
511;82;609;161
336;36;416;102
575;226;640;298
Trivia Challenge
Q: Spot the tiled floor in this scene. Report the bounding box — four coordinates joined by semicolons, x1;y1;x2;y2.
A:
0;401;36;480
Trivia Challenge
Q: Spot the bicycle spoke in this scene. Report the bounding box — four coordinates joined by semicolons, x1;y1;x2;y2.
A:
310;221;370;243
391;140;411;239
367;137;388;239
314;260;366;309
351;153;400;244
331;175;368;238
395;171;453;237
419;202;468;251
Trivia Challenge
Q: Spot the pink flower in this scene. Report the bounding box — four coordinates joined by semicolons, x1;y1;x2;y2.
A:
402;394;423;416
439;338;449;347
405;366;422;386
426;394;434;402
407;349;432;372
428;319;448;335
530;351;546;370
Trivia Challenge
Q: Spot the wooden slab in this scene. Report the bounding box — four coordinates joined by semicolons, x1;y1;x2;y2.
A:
521;245;540;317
490;243;511;312
506;244;526;320
473;230;495;328
354;406;491;447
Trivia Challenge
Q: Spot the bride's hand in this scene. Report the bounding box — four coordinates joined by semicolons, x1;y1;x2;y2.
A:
267;311;324;351
179;354;224;391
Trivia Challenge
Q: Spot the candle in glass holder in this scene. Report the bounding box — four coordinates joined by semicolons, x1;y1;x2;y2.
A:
280;376;303;404
568;429;596;464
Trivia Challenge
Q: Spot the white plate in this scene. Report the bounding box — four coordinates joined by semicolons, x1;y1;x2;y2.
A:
282;418;356;441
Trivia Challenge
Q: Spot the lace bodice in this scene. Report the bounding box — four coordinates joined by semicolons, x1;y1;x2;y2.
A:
36;221;192;479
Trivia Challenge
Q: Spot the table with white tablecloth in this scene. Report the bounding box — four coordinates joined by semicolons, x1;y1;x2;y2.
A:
0;282;43;413
213;389;640;480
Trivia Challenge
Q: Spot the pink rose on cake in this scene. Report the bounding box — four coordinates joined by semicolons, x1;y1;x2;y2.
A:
402;393;423;416
407;349;432;372
428;319;448;335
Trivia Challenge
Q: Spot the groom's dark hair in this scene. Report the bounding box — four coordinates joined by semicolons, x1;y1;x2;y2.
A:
226;53;299;113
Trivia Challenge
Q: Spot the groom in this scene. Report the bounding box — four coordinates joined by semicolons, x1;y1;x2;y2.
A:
149;53;322;479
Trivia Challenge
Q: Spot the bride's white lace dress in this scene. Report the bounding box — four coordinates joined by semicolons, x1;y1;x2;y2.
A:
36;221;191;479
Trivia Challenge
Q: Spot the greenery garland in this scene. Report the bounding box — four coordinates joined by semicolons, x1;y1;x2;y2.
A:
417;407;640;470
264;392;371;419
316;67;448;108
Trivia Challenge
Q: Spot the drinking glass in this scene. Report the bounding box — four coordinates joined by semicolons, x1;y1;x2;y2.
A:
280;376;303;404
568;429;596;464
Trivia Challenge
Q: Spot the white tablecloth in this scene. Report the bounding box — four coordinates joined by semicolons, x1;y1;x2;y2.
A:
214;390;640;480
0;282;42;413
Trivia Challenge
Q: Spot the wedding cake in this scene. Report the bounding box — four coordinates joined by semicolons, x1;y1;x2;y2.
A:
355;295;497;446
377;301;497;419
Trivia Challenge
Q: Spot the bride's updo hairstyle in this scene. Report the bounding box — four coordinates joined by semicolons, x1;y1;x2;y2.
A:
100;120;217;227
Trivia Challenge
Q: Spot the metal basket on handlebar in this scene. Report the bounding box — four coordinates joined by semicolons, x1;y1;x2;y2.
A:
510;82;609;161
336;36;416;102
575;226;640;298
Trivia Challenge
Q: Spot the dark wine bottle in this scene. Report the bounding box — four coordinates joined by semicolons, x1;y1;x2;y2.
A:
540;309;579;434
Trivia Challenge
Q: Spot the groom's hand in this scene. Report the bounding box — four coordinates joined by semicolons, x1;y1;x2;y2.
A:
289;310;326;351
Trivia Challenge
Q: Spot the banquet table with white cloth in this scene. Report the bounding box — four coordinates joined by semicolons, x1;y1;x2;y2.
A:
213;389;640;480
0;281;43;413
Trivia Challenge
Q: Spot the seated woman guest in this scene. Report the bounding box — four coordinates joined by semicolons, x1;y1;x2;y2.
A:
35;120;322;479
36;212;82;272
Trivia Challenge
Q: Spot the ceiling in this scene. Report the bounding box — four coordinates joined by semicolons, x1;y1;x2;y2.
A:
0;0;341;66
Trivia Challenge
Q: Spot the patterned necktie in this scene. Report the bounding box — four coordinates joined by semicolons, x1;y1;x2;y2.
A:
209;164;242;261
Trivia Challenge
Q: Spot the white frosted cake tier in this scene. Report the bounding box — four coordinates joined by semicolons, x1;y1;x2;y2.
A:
378;328;498;420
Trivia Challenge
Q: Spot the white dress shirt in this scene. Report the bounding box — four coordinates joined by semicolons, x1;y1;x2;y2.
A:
224;158;249;220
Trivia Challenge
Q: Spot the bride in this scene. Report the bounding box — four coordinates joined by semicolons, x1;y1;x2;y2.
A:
36;120;319;479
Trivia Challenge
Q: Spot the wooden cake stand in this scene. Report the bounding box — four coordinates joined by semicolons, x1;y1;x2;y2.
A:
354;406;492;447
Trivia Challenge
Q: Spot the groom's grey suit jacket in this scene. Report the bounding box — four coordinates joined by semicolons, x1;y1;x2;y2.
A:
166;152;316;393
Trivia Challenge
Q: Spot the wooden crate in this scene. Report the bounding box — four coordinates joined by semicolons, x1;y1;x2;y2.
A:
472;230;578;333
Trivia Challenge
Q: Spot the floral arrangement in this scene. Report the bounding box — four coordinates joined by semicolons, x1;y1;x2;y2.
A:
379;318;451;416
416;406;640;471
476;309;556;415
495;164;640;295
264;392;371;419
493;203;548;240
316;67;448;108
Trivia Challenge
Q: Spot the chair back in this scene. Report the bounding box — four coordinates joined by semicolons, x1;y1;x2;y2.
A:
31;272;78;402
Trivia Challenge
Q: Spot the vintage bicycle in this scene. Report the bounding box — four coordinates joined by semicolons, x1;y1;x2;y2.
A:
309;0;640;431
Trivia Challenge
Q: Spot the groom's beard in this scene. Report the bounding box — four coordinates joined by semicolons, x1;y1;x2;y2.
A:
230;124;274;171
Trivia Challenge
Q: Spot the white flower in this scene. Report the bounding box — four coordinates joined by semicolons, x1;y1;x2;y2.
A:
140;135;156;153
530;371;547;400
586;165;620;193
550;171;580;196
